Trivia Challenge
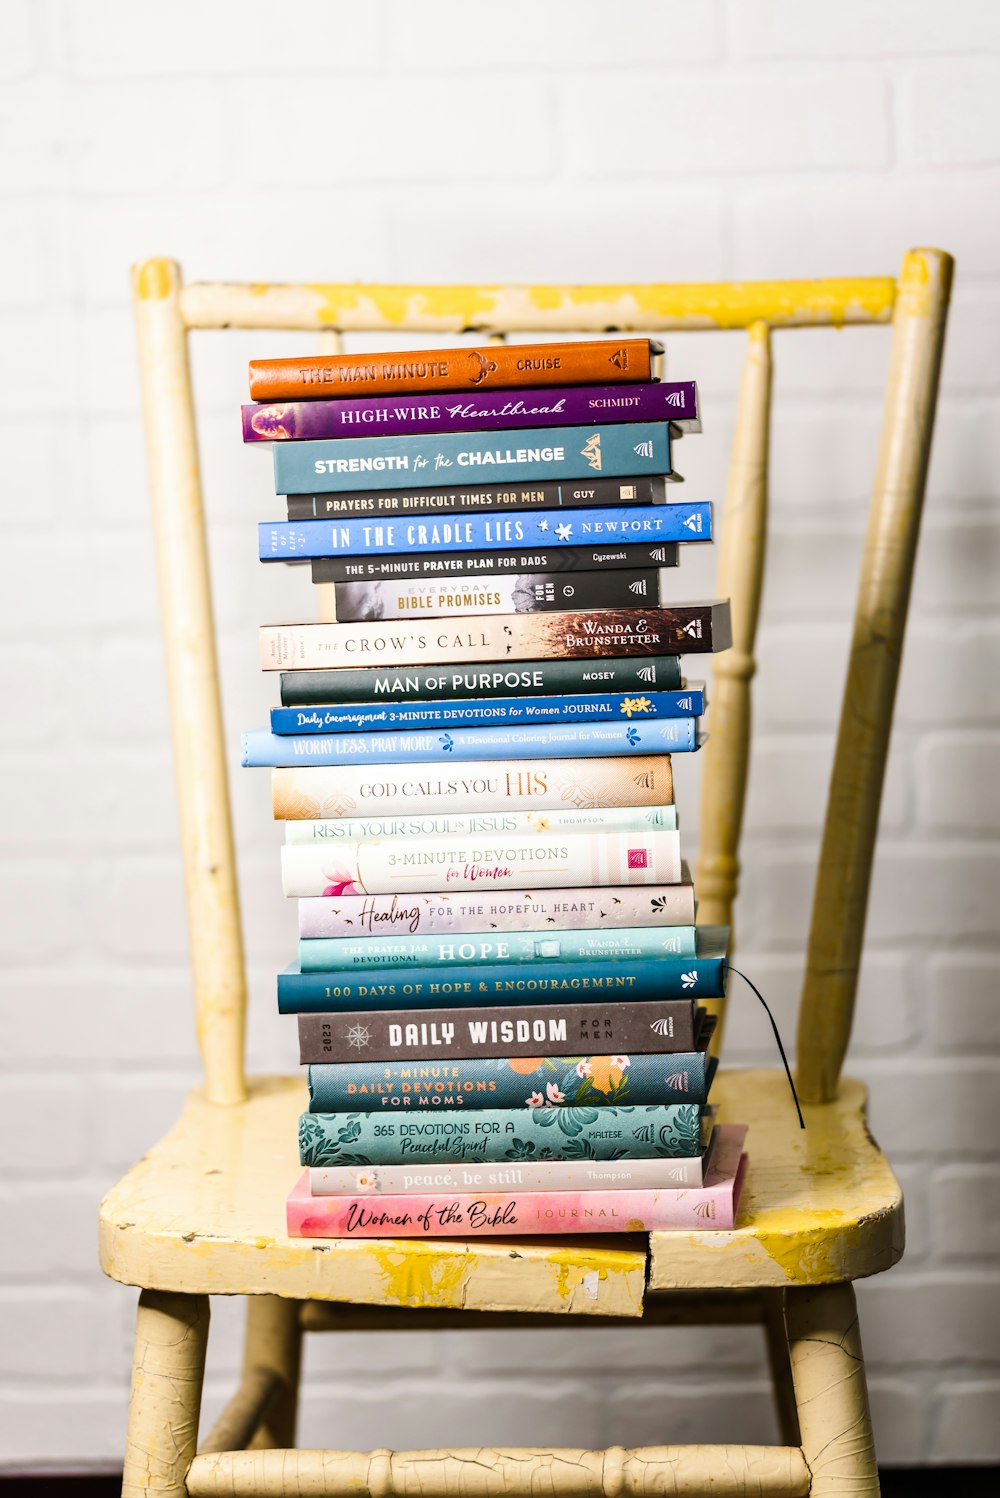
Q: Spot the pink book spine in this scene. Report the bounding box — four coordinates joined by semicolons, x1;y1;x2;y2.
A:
287;1126;747;1240
298;883;694;938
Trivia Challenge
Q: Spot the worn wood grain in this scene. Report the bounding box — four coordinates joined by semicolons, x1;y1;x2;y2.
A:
185;1443;812;1498
696;319;772;1054
797;247;953;1102
646;1072;902;1292
99;1076;646;1318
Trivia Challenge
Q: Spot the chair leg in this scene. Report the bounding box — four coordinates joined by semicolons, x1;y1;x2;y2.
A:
761;1290;800;1446
241;1295;303;1448
121;1289;209;1498
785;1283;878;1498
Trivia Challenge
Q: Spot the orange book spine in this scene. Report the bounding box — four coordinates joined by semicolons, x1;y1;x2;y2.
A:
249;339;658;403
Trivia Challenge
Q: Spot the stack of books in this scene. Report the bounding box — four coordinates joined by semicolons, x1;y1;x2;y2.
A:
240;337;748;1239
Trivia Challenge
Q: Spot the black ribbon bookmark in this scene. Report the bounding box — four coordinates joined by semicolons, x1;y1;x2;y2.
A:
727;965;806;1130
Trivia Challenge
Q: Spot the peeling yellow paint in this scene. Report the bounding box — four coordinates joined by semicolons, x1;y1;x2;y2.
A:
135;258;174;300
304;283;504;328
753;1210;848;1284
547;1257;610;1302
368;1244;471;1308
297;277;897;330
184;274;901;334
647;1072;905;1291
895;248;952;321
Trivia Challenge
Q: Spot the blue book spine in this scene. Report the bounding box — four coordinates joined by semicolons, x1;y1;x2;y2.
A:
269;688;705;735
307;1049;714;1112
299;924;698;972
241;717;698;767
298;1102;705;1166
276;934;729;1014
272;422;672;495
258;501;711;561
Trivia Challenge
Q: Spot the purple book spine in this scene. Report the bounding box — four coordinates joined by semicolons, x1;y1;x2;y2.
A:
242;381;699;442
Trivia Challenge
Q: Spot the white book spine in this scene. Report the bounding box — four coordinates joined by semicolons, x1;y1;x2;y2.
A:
280;829;683;897
308;1154;708;1196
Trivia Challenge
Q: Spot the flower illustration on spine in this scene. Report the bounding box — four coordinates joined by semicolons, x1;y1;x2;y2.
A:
584;1056;630;1094
625;727;640;746
575;1060;593;1079
620;696;653;718
545;1082;566;1105
526;1091;546;1109
439;732;455;753
320;858;362;897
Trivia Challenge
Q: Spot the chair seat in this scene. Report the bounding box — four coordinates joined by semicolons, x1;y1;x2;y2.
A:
99;1070;901;1319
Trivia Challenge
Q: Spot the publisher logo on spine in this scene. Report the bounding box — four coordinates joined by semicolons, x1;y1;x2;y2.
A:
580;434;602;471
627;848;649;869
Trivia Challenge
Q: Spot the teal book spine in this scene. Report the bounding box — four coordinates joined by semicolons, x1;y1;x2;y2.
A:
298;1101;706;1166
307;1050;716;1112
298;923;698;972
277;929;729;1013
272;422;671;495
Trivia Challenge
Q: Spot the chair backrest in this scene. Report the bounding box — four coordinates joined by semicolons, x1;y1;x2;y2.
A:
132;251;951;1111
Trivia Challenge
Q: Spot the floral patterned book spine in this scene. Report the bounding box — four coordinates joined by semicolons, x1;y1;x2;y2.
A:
297;878;694;938
306;1047;715;1113
279;829;683;897
298;923;697;975
287;1126;747;1238
297;998;704;1062
298;1100;707;1167
243;380;698;442
271;754;675;821
307;1149;711;1196
286;805;680;844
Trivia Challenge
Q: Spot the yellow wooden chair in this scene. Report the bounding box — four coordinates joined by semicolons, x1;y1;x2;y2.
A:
101;250;952;1498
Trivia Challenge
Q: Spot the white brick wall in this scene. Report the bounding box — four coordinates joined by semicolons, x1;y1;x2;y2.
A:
0;0;997;1470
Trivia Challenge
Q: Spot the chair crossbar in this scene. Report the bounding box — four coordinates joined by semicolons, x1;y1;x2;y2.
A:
184;1443;812;1498
171;273;897;335
198;1365;286;1455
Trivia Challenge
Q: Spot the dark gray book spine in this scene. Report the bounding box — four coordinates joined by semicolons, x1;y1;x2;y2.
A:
278;654;683;706
298;1000;702;1062
287;474;671;519
310;542;679;583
